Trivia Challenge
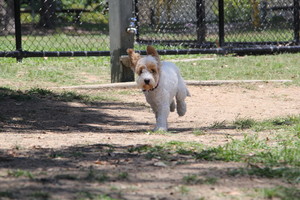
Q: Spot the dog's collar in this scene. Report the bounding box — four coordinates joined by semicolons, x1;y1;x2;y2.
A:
142;82;159;92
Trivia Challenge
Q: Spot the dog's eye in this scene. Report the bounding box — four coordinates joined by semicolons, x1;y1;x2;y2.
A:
137;68;143;75
151;69;156;74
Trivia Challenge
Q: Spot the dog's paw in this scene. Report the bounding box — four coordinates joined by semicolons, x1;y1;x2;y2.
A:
153;126;168;132
177;101;187;116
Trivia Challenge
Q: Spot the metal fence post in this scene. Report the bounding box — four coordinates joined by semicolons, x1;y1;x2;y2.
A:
14;0;22;62
109;0;135;83
294;0;299;44
196;0;206;44
218;0;224;47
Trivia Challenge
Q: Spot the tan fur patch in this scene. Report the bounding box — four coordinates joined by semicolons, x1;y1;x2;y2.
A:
127;49;141;70
146;46;160;64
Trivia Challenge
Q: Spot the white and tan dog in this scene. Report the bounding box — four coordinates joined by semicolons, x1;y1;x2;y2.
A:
127;46;190;131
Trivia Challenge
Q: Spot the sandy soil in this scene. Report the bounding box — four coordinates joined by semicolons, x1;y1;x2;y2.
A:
0;83;299;200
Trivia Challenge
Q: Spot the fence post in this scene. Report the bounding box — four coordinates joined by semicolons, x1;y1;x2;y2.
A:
14;0;22;62
196;0;206;44
294;0;299;44
218;0;224;47
109;0;135;83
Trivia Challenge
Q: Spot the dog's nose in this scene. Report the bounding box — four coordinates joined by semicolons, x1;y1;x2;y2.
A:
144;79;150;84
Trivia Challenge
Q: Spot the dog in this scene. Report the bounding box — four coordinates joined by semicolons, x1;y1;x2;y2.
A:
127;46;190;131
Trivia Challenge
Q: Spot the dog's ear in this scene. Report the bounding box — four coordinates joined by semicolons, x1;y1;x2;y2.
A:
146;46;160;63
127;48;141;71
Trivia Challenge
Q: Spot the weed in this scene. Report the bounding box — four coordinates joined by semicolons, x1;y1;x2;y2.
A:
183;174;198;184
128;144;151;153
117;172;129;180
233;118;256;129
193;129;205;136
76;191;120;200
27;88;53;96
177;185;190;195
146;130;170;135
7;169;34;179
183;174;218;185
210;121;227;129
256;186;300;200
29;191;50;199
86;167;110;183
229;167;300;183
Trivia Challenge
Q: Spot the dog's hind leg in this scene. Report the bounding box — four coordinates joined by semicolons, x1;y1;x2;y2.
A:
170;100;175;112
176;99;186;116
175;79;189;116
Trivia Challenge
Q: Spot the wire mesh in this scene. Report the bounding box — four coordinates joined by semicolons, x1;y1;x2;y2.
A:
0;0;109;52
0;0;299;57
135;0;299;49
0;0;16;51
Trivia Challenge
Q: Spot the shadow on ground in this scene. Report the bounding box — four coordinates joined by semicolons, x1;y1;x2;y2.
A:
0;87;149;134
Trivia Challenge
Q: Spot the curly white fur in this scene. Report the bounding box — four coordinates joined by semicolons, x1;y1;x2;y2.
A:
127;46;190;131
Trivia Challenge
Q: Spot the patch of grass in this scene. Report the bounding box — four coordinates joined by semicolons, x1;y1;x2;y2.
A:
117;172;129;180
256;186;300;200
210;121;228;129
7;169;34;179
128;141;204;161
163;141;204;156
183;174;218;185
29;191;50;200
0;57;111;89
0;191;13;198
229;167;300;183
233;118;256;129
86;167;110;183
196;132;300;166
76;191;120;200
145;129;170;135
177;185;190;195
128;144;152;153
192;129;205;136
0;87;119;103
174;53;300;85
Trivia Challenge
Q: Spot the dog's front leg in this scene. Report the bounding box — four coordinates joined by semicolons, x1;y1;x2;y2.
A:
153;104;170;131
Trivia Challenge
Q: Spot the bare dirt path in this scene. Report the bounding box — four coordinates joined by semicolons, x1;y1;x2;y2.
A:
0;83;299;199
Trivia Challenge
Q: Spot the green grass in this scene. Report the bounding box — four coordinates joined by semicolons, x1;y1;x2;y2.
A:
256;186;300;200
76;191;120;200
0;34;109;52
0;56;110;89
162;53;300;85
7;169;34;179
183;174;218;185
0;87;118;103
1;51;300;89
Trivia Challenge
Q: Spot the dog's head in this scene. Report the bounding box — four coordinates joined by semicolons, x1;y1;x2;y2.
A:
127;46;161;91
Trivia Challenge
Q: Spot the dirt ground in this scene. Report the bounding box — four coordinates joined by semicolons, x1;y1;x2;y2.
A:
0;83;300;200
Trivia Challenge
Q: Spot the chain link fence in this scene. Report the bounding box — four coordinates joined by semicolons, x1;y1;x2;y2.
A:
135;0;300;52
1;0;300;60
0;0;109;59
